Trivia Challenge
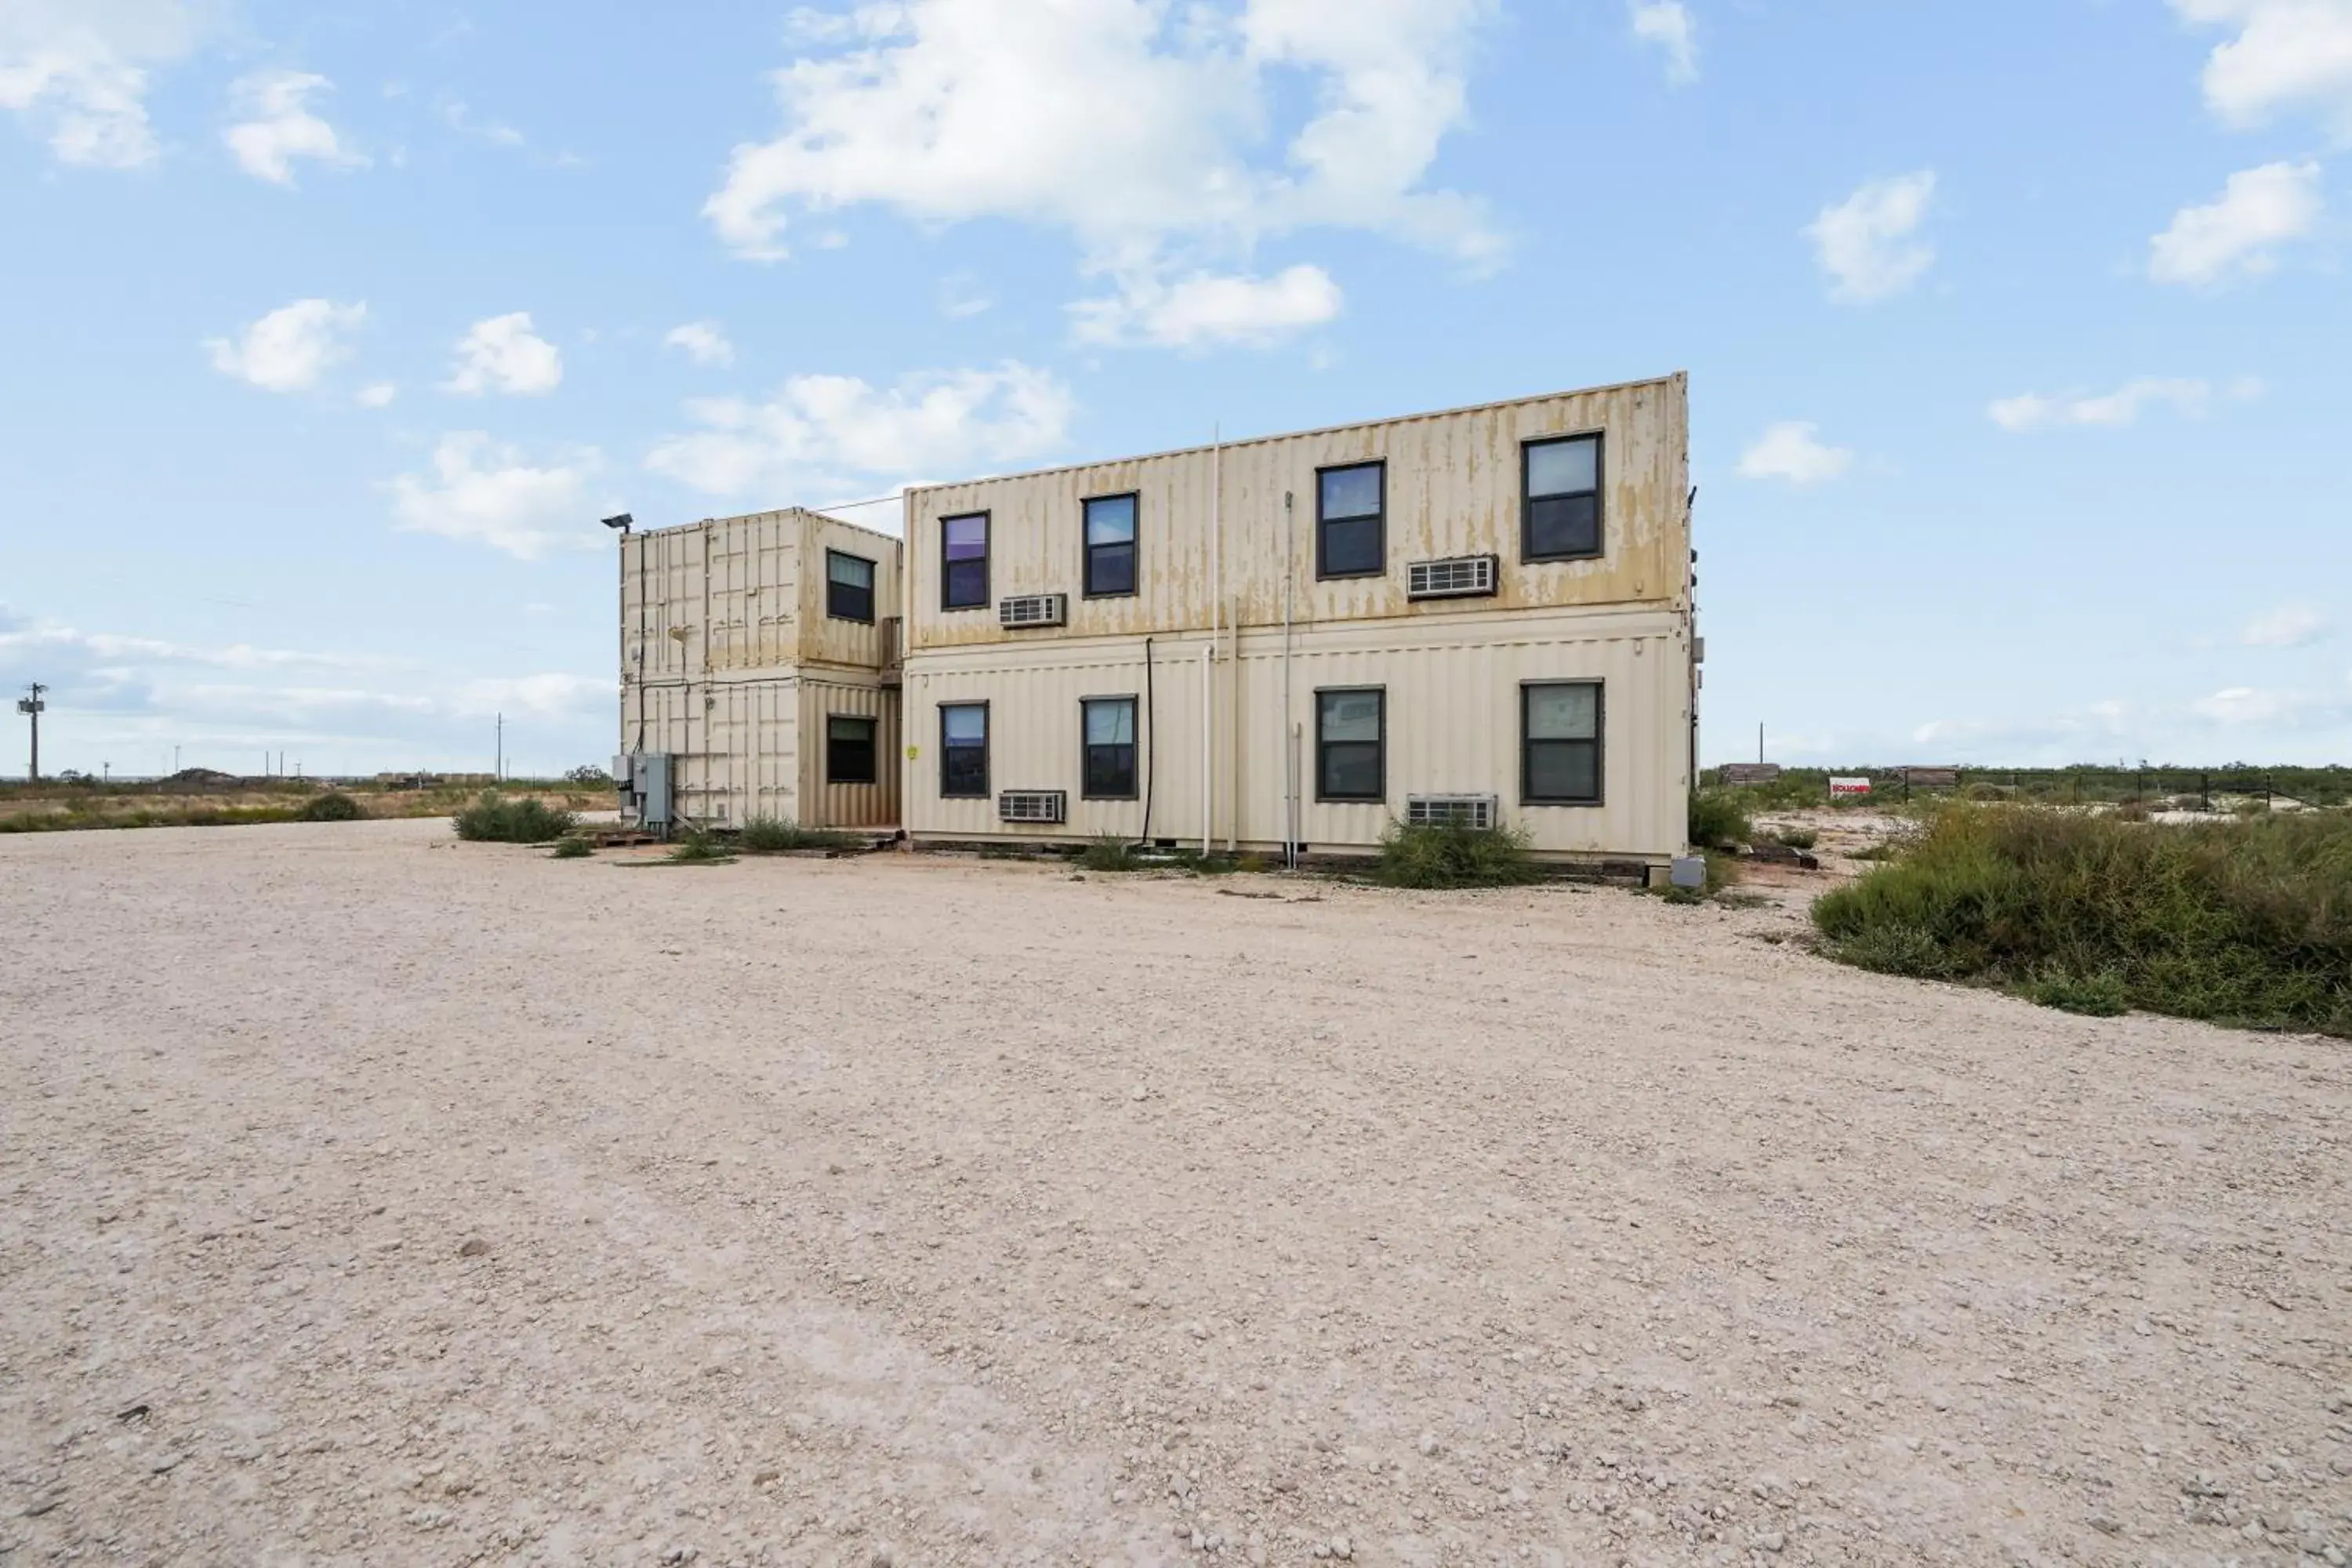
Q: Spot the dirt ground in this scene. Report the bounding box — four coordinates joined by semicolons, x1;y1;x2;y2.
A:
3;820;2348;1568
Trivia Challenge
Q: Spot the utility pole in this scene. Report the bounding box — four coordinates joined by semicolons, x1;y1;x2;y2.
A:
1758;722;1765;765
17;683;45;783
495;712;504;781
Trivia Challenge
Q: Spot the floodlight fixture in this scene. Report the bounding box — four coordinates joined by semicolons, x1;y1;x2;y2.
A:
602;512;634;534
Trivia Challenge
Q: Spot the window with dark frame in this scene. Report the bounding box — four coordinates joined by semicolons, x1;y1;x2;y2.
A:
1083;494;1138;598
1316;462;1385;579
1080;696;1138;799
941;513;989;609
1523;434;1602;562
826;713;878;785
939;702;989;797
1522;681;1602;804
825;550;876;622
1315;688;1385;802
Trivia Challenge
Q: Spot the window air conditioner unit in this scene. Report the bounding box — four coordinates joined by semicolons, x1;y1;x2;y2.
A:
1406;793;1499;830
998;789;1067;824
1407;554;1499;601
999;593;1067;629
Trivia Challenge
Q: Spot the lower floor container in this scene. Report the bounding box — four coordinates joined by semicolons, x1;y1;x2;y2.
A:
901;604;1691;869
622;667;901;830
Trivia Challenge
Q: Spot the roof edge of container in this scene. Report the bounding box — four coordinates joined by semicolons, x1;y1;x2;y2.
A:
627;506;903;546
906;372;1688;502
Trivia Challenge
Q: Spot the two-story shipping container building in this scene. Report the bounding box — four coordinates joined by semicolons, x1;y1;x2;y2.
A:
896;375;1697;876
618;507;905;831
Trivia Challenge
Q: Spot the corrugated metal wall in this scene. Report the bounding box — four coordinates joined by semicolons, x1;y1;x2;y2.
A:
619;509;906;829
801;514;904;673
798;678;900;828
903;375;1687;652
904;606;1687;860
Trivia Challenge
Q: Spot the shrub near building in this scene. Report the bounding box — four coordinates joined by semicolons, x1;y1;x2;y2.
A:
452;793;577;844
1813;806;2352;1036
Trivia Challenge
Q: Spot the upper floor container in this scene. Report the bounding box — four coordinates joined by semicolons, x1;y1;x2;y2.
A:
902;374;1689;652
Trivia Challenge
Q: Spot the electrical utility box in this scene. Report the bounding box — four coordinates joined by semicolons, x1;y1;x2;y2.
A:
615;752;675;831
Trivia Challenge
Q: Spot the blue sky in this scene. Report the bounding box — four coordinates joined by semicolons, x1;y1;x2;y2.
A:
2;0;2347;778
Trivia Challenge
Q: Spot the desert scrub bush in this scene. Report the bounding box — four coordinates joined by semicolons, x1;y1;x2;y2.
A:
1167;848;1240;876
1374;821;1540;889
736;816;858;853
1077;833;1143;872
1688;789;1751;851
550;836;593;859
1813;806;2352;1035
1774;827;1819;851
295;791;364;822
666;829;733;863
2022;967;2129;1018
452;792;577;844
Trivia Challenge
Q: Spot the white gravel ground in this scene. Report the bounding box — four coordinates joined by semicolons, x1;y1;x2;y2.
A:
2;817;2347;1568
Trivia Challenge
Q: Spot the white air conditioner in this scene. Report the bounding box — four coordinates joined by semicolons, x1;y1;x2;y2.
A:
1406;793;1499;829
998;789;1067;824
999;593;1067;629
1407;554;1499;601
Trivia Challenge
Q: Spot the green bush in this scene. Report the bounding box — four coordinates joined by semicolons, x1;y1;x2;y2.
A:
1774;827;1818;851
296;791;364;822
1077;833;1143;872
1374;821;1540;889
1814;806;2352;1035
736;816;858;853
1688;790;1751;851
550;836;593;858
666;829;732;863
2023;968;2130;1017
452;792;578;844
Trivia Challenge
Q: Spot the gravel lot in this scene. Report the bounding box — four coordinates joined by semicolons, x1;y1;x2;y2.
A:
3;818;2347;1567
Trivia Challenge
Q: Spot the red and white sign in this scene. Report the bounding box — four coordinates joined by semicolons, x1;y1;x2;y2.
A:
1829;776;1873;797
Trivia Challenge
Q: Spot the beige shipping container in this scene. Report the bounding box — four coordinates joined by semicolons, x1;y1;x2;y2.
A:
619;508;903;829
898;376;1697;869
904;607;1687;862
905;375;1688;647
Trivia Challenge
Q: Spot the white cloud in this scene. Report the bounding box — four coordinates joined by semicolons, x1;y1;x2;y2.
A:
938;273;993;320
388;433;606;558
1071;264;1343;348
223;71;364;184
1736;421;1853;485
702;0;1499;339
2241;604;2331;648
2172;0;2352;137
0;0;205;169
449;672;614;721
1806;171;1937;303
0;616;412;674
1629;1;1697;84
1987;375;2261;432
444;312;564;397
2191;684;2315;725
205;299;368;393
441;99;524;148
356;381;398;408
663;321;735;367
646;361;1074;503
2148;160;2322;285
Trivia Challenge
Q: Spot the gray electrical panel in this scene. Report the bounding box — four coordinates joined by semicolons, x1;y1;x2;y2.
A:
615;752;675;831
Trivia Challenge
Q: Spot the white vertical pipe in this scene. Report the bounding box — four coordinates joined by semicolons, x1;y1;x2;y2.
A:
1199;644;1212;855
1282;490;1295;869
1204;426;1220;855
